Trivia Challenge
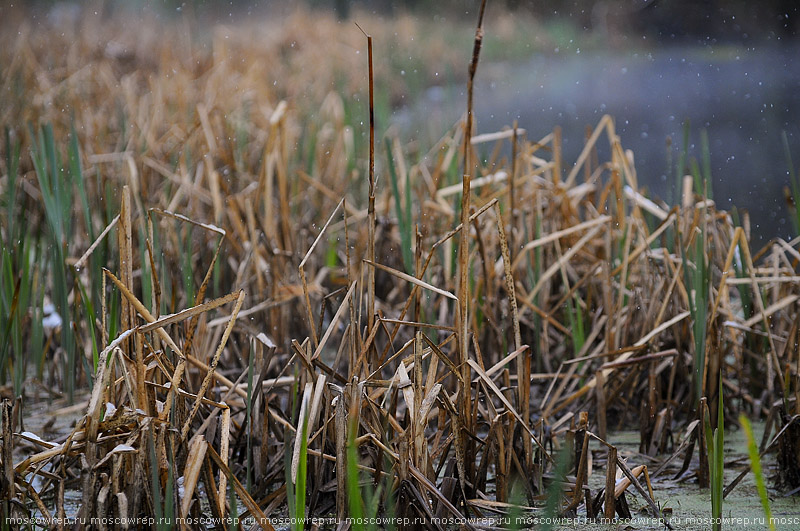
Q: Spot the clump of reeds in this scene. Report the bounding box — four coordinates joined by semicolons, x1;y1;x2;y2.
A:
1;2;800;528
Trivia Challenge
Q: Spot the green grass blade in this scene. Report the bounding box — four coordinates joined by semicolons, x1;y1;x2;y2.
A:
70;122;93;242
703;378;725;531
284;424;296;524
246;347;254;493
3;128;20;253
685;227;709;405
347;417;365;531
0;274;21;386
295;405;309;528
565;294;585;356
29;123;78;400
31;257;45;379
385;137;413;273
505;479;525;530
228;470;238;531
148;433;164;526
541;445;570;531
714;378;724;524
739;415;775;531
782;131;800;235
700;129;712;200
76;273;100;373
164;449;175;527
181;226;195;305
139;226;152;314
690;158;703;196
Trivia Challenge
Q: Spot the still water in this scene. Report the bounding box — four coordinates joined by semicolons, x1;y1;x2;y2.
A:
401;43;800;244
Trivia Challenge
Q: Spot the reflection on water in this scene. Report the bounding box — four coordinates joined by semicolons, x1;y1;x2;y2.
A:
401;44;800;244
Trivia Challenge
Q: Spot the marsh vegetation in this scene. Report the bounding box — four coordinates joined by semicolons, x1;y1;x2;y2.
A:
1;2;799;529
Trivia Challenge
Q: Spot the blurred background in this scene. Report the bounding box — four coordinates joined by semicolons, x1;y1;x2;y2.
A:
6;0;800;242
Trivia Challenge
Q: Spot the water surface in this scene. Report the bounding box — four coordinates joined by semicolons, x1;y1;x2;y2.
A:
400;43;800;244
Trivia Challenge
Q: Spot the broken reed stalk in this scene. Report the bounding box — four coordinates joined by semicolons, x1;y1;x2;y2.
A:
356;22;377;358
495;202;531;466
509;119;518;231
118;185;134;356
457;172;472;494
181;289;246;440
2;399;13;505
604;446;617;519
462;0;488;176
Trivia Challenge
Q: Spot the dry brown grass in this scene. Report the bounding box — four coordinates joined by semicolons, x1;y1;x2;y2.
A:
1;3;799;529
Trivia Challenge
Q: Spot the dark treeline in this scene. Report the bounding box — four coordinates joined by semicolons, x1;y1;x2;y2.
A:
321;0;799;43
15;0;800;42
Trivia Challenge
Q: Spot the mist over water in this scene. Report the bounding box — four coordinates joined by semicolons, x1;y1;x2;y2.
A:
400;43;800;245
